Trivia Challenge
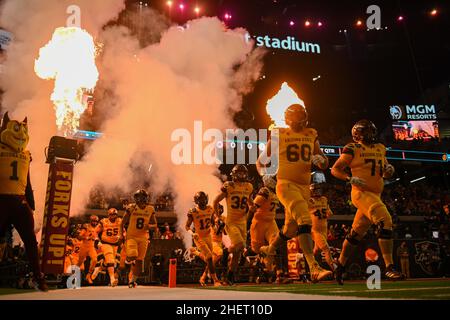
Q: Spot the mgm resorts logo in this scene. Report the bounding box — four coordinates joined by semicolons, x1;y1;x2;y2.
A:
390;105;437;120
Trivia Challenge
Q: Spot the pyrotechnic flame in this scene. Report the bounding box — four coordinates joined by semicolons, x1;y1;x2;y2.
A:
34;27;99;137
266;82;305;128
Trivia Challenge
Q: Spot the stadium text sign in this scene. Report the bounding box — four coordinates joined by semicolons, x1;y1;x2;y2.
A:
245;33;321;54
40;159;74;274
389;105;437;120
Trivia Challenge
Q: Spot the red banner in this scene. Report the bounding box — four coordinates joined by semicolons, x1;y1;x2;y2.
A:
40;159;74;274
287;238;306;279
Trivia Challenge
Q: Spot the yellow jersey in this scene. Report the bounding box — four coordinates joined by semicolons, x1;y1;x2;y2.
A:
187;205;214;239
253;187;279;223
80;223;97;244
221;181;253;224
275;127;317;185
308;196;332;232
126;203;155;239
342;142;387;194
99;217;122;245
0;143;31;195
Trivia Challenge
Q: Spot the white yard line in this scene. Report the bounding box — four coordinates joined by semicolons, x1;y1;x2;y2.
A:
328;286;450;293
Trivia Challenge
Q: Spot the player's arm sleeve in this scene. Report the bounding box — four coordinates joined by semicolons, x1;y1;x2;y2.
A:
185;211;194;231
331;143;354;181
213;189;227;215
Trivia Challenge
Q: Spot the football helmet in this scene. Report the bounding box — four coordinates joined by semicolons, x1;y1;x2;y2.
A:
351;120;377;144
194;191;209;210
284;104;308;131
108;208;118;221
231;164;249;182
90;215;99;226
134;189;149;207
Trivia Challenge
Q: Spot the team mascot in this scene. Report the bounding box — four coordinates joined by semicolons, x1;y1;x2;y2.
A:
0;112;48;291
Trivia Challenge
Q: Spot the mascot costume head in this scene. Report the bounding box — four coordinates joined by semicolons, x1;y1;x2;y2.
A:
0;112;29;152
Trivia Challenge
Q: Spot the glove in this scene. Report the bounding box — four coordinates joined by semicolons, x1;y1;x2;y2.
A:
311;154;326;168
348;176;367;188
383;164;395;178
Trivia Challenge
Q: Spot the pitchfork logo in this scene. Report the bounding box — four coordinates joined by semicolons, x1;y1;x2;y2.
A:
414;241;441;276
390;105;402;120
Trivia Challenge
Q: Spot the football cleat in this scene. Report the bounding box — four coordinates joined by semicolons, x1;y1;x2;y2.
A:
33;275;49;292
213;281;222;287
86;273;93;285
310;263;333;283
334;262;345;285
128;281;138;288
199;275;207;287
222;272;235;286
385;265;405;280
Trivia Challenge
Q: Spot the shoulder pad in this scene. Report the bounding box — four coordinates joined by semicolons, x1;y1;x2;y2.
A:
308;128;318;137
342;143;357;156
258;187;270;199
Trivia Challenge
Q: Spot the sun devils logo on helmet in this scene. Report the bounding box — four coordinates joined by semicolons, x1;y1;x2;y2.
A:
414;241;441;276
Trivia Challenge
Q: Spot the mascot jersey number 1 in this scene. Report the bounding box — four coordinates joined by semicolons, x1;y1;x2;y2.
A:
0;112;47;291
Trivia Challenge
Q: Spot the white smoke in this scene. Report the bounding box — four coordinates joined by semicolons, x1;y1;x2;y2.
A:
0;2;265;248
74;16;265;247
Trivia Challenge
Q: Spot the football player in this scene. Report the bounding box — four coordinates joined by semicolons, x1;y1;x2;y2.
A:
213;164;254;285
308;175;335;271
331;120;404;284
77;215;99;284
256;104;332;282
121;189;157;288
185;191;222;286
0;113;47;291
91;208;122;286
247;174;280;281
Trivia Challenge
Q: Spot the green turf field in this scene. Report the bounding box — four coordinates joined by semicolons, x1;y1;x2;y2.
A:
204;279;450;299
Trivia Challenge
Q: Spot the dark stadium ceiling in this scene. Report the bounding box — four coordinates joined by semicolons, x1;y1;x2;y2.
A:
124;0;450;131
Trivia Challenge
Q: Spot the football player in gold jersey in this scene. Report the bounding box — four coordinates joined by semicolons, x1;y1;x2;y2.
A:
77;215;99;284
308;178;334;271
186;191;222;286
257;104;332;282
213;164;253;285
91;208;122;286
0;112;47;291
121;189;157;288
247;175;280;280
331;120;404;284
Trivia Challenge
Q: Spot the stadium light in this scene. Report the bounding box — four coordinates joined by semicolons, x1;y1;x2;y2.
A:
179;3;185;10
410;176;426;184
289;20;295;26
166;1;172;7
304;20;311;27
430;9;438;16
397;15;404;22
317;21;323;27
194;7;200;15
356;20;363;27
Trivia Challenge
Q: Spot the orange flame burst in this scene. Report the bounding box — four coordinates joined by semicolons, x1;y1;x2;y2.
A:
34;27;99;137
266;82;305;128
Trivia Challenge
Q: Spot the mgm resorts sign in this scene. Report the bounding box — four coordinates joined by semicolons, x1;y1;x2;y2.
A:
389;105;437;120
